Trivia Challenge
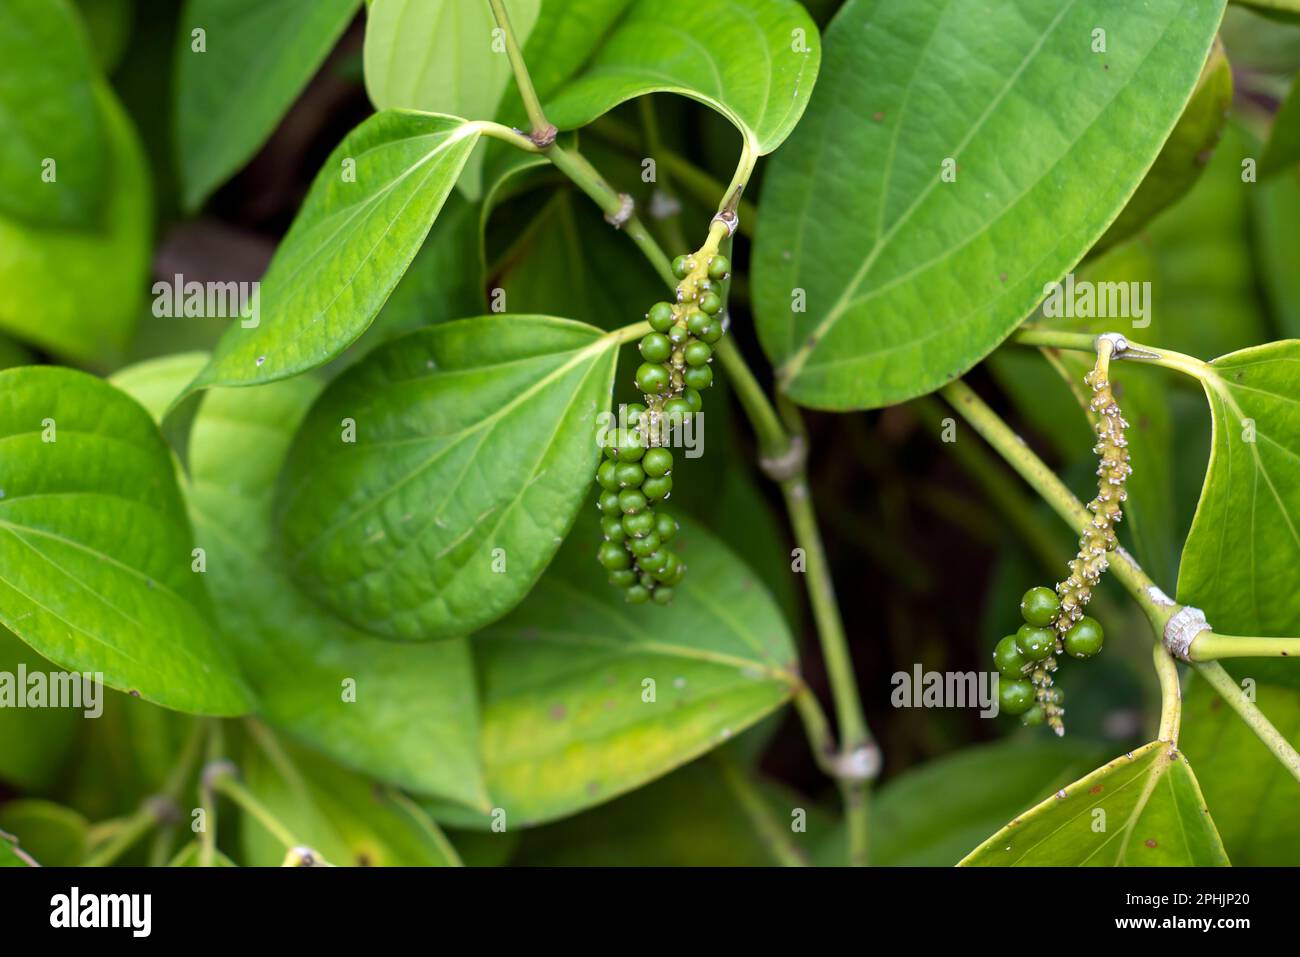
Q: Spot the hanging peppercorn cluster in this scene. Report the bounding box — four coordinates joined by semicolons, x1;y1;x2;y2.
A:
994;346;1129;733
592;249;732;604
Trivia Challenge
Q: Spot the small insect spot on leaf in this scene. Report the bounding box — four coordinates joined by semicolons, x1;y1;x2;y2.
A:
1144;839;1157;849
998;272;1007;283
586;781;600;796
1089;785;1103;794
549;704;566;721
129;690;140;698
873;111;885;122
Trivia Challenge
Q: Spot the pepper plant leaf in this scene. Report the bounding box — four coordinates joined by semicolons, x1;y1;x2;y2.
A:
186;110;482;393
427;513;799;828
1177;341;1300;637
960;741;1229;866
0;367;253;715
544;0;821;157
752;0;1227;410
175;0;363;211
276;315;621;642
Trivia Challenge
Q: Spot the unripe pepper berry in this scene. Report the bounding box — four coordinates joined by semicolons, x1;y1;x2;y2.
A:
652;587;674;605
708;254;731;280
639;332;672;363
625;584;651;604
684;340;712;367
671;255;692;279
597;460;620;490
683;365;713;391
615;462;645;488
685;311;711;336
597;541;631;571
628;532;661;557
608;569;637;588
1015;624;1056;661
635;362;671;395
622;510;656;538
655;513;678;542
642;475;672;501
999;678;1035;715
1020;586;1061;627
647;302;676;332
993;635;1027;679
618;489;647;514
1063;616;1104;658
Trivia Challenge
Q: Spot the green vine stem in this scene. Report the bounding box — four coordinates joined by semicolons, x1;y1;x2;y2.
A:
210;773;310;857
486;0;553;144
84;803;163;867
589;116;759;233
941;378;1300;784
1189;634;1300;659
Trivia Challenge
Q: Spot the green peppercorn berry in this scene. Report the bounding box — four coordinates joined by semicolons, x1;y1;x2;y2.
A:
993;635;1027;679
598;490;621;513
702;320;724;344
662;397;693;421
635;362;671;395
1063;616;1104;659
597;460;620;490
683;388;703;413
696;278;718;297
639;572;656;589
672;255;692;279
647;302;676;332
640;550;670;574
619;488;647;514
1020;586;1061;628
1015;624;1056;661
615;461;645;488
643;447;673;477
642;475;672;500
998;678;1035;716
708;254;731;280
1020;704;1047;728
685;310;711;336
683;365;713;391
623;402;647;421
684;340;712;367
667;324;690;345
626;584;651;604
666;560;686;586
597;541;631;571
628;532;661;557
698;292;722;315
601;515;625;542
653;587;674;606
655;512;678;542
639;332;672;363
613;429;644;462
622;510;655;538
608;569;637;588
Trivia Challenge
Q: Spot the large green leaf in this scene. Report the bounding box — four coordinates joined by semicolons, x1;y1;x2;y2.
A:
276;315;620;641
1177;342;1300;637
871;739;1109;866
0;367;252;715
75;0;134;73
960;741;1229;866
363;0;539;199
184;377;487;808
544;0;820;156
1180;672;1300;865
175;0;362;210
0;800;90;866
0;0;105;226
186;110;482;393
239;739;461;866
1095;38;1232;254
752;0;1226;410
0;86;150;364
430;512;798;828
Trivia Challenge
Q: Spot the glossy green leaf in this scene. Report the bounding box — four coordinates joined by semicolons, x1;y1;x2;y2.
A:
0;367;252;715
0;0;105;226
1178;342;1300;637
363;0;539;198
544;0;820;156
1233;0;1300;22
240;740;460;866
185;377;487;808
1096;38;1232;254
430;512;798;828
752;0;1226;410
176;0;362;210
187;110;482;392
1180;672;1300;865
1262;75;1300;176
276;315;621;641
871;739;1110;866
0;87;150;364
0;630;80;792
1253;169;1300;338
0;800;90;866
960;741;1229;866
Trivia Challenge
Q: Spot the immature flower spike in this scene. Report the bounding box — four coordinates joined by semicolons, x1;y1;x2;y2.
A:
1035;346;1130;735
